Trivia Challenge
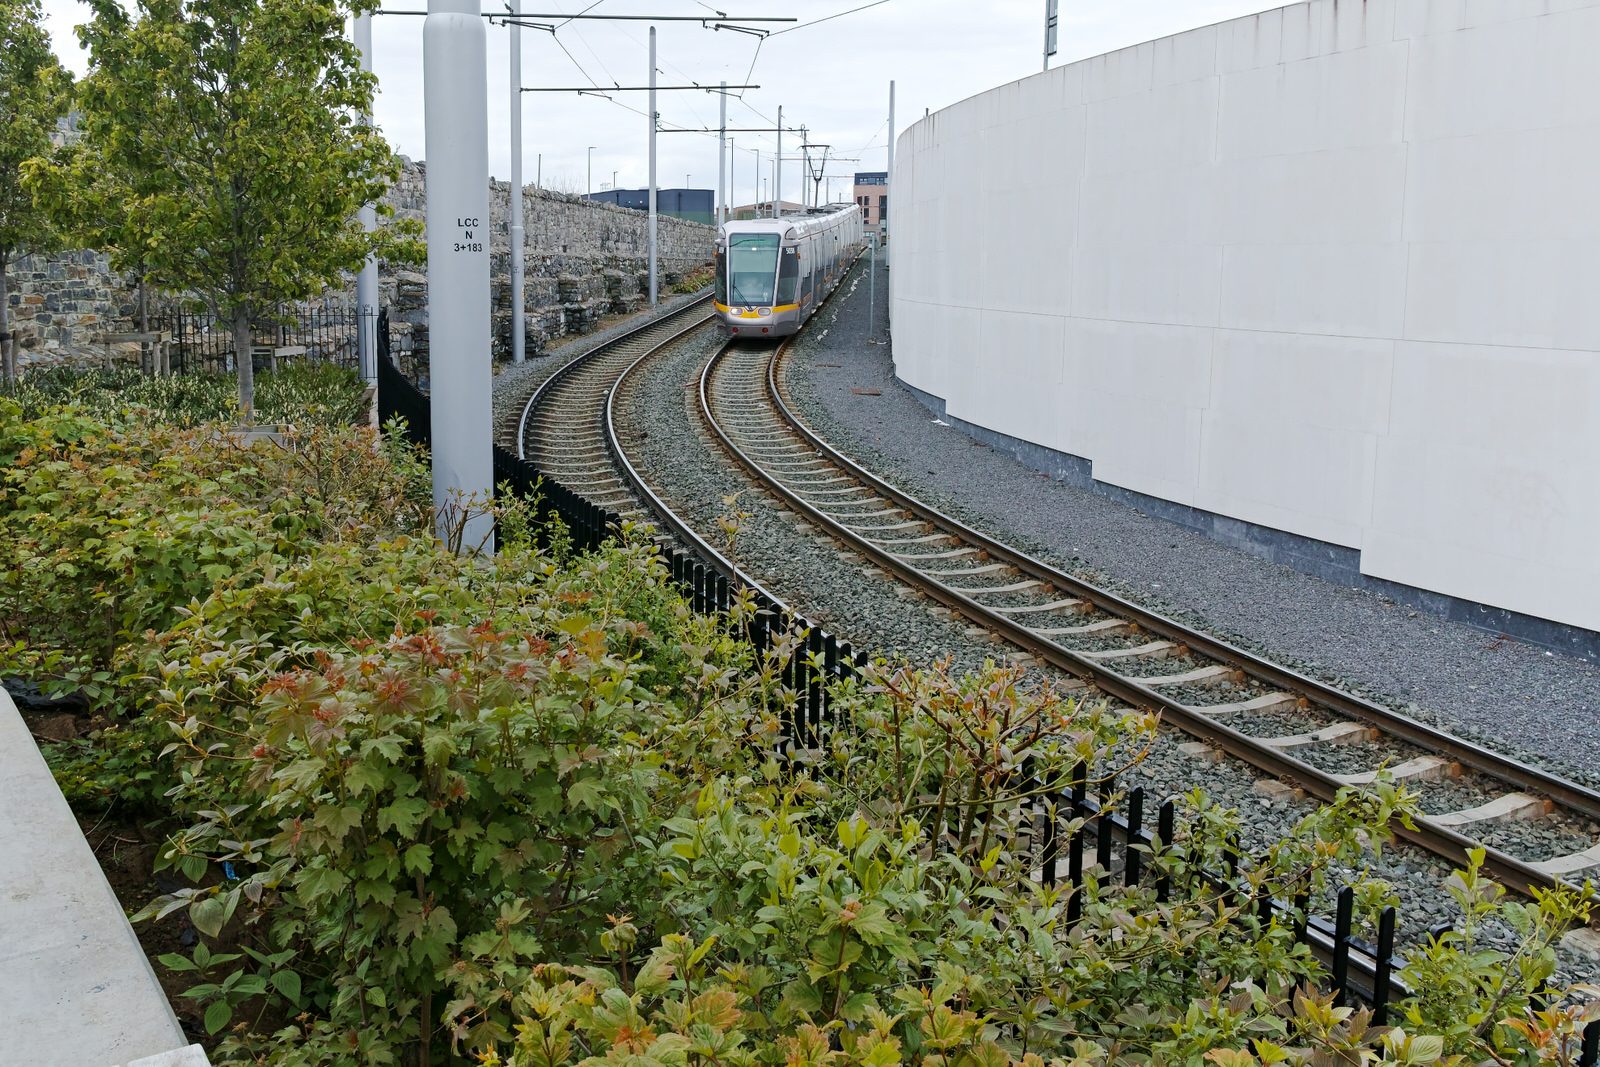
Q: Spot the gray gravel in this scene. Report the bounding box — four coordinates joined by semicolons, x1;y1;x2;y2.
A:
779;256;1600;984
1122;728;1598;981
784;257;1600;791
616;329;1024;676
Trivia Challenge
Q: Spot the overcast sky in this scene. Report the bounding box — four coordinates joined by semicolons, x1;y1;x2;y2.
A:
37;0;1277;206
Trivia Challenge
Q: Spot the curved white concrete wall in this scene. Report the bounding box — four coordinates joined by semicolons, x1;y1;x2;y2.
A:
891;0;1600;634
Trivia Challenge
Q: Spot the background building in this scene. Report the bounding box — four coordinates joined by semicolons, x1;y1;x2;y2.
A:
853;171;887;232
585;188;714;226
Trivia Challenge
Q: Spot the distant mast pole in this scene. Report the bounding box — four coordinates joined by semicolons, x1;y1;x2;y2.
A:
355;11;378;385
885;80;895;267
1043;0;1059;72
648;26;658;305
508;0;525;363
774;105;782;218
423;0;493;551
718;81;727;227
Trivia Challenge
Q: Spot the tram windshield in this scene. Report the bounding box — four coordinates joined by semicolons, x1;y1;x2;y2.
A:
728;232;779;305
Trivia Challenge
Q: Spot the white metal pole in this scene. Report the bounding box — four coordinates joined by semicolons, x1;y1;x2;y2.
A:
775;105;782;218
648;26;658;305
355;11;378;384
885;80;895;268
424;0;493;551
718;81;726;228
508;0;525;364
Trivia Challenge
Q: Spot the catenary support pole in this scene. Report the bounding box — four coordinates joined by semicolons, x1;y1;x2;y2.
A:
799;125;807;209
355;11;379;384
424;0;494;552
508;0;525;363
648;26;658;305
775;105;782;218
885;80;894;268
718;81;727;227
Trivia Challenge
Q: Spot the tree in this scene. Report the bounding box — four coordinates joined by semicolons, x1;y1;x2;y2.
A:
0;0;70;385
27;0;420;416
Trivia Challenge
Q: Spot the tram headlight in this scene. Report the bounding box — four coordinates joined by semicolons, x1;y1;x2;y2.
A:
758;307;771;316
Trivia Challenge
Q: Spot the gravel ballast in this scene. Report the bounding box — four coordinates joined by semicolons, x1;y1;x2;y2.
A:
783;257;1600;789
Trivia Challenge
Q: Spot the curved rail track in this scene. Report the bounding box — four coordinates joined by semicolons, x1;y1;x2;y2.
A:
517;295;718;525
511;274;1600;912
696;333;1600;902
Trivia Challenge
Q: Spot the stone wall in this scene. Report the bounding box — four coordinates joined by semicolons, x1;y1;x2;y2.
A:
1;250;140;370
2;157;714;370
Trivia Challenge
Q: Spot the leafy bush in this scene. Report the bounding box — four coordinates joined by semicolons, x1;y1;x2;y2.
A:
670;265;716;295
2;361;370;427
1;403;1591;1065
0;399;428;695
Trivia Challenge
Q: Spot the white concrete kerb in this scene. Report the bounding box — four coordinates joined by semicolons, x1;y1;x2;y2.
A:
0;687;202;1064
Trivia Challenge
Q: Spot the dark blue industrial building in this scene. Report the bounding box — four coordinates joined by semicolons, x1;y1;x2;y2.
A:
585;188;714;226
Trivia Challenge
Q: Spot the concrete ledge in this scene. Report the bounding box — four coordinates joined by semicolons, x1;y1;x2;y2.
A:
896;377;1600;663
121;1045;211;1067
0;687;197;1064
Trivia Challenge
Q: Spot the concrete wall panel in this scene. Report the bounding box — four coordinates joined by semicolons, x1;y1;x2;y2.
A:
891;0;1600;632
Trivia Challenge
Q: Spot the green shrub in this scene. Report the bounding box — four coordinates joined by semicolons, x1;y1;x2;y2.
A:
0;400;428;697
1;403;1590;1066
2;361;369;427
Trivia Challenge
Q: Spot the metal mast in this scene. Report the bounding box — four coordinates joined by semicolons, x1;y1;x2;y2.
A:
886;80;895;266
355;11;378;383
774;105;782;217
508;0;525;363
648;26;658;304
423;0;493;551
718;81;727;227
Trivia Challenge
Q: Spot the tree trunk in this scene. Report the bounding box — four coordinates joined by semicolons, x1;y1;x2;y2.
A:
233;303;254;421
138;275;150;375
1;249;12;386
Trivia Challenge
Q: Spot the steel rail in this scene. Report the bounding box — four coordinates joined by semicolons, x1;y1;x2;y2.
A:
515;292;714;461
690;332;1600;901
596;248;873;615
605;337;794;616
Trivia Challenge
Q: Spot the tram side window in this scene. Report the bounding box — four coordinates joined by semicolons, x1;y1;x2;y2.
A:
714;249;727;303
777;247;800;305
728;233;779;305
800;242;814;304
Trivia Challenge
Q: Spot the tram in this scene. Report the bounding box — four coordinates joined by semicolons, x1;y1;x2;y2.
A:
714;203;864;337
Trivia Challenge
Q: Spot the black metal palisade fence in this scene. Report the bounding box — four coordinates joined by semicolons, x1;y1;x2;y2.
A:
376;356;1599;1058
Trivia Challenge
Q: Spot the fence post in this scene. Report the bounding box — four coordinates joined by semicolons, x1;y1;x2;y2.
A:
1155;800;1175;904
1372;906;1397;1025
1125;787;1144;886
1066;762;1087;926
1096;779;1114;874
807;628;824;738
1331;886;1354;1008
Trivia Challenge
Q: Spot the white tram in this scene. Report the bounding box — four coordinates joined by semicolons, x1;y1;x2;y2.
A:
714;204;864;337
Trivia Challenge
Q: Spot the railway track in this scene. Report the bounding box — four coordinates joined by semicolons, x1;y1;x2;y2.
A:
510;271;1600;919
695;332;1600;903
517;295;718;525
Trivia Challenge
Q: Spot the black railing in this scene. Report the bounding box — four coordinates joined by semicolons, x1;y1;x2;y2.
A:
377;351;1600;1055
156;305;398;376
